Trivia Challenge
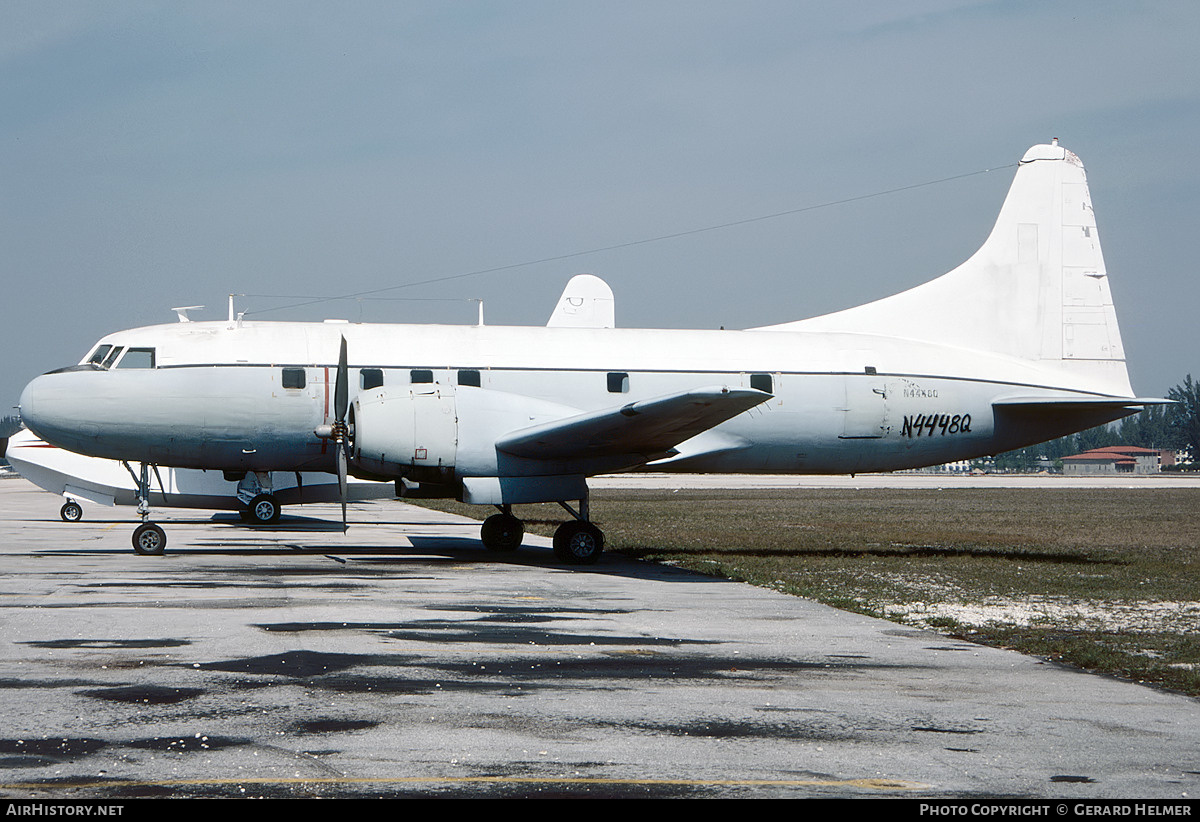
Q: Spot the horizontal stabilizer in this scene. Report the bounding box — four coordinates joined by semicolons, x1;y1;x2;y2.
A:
497;386;770;462
993;396;1170;410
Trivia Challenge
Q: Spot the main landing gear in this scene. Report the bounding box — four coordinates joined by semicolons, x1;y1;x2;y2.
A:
60;500;83;522
478;493;605;565
125;461;166;555
480;506;524;552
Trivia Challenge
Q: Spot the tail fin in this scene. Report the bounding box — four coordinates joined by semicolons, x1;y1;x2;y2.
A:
546;273;616;328
756;142;1133;397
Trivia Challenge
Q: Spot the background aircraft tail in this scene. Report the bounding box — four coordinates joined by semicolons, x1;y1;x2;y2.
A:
546;273;615;328
756;142;1134;397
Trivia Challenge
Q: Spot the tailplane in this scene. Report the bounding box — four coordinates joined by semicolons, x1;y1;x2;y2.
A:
755;142;1133;397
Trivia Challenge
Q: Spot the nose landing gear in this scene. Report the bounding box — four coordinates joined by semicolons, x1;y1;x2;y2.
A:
125;461;166;555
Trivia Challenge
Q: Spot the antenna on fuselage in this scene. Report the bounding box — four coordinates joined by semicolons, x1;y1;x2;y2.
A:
171;306;204;323
227;294;246;329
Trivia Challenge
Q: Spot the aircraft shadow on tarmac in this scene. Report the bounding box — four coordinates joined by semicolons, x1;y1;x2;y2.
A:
29;520;727;582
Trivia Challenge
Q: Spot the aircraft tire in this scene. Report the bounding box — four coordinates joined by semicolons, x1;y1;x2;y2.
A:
60;501;83;522
132;523;167;555
247;494;281;524
552;521;604;565
481;513;524;551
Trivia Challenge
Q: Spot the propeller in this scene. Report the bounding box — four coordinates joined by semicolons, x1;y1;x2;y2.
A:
332;336;349;533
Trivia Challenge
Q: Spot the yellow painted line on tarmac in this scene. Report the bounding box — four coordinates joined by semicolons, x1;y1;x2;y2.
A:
2;775;922;792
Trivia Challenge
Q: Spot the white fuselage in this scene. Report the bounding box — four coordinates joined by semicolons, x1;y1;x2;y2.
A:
17;318;1132;481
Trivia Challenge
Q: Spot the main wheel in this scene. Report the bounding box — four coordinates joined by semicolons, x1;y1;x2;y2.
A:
247;494;281;524
552;521;604;565
132;523;167;555
60;501;84;522
480;513;524;551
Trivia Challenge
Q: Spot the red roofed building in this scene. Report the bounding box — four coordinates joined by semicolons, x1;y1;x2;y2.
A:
1061;446;1168;475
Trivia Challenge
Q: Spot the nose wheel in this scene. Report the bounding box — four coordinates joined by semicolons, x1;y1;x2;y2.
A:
132;522;167;555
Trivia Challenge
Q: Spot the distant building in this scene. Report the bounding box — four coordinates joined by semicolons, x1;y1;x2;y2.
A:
1061;446;1166;475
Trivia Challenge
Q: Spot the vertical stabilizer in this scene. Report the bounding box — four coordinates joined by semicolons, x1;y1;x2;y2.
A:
755;143;1133;397
547;274;616;328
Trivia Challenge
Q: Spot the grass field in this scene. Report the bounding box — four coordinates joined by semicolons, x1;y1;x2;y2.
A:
415;487;1200;697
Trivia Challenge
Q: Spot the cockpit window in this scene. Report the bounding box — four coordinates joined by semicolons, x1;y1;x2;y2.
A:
114;348;156;369
101;347;124;368
87;345;113;365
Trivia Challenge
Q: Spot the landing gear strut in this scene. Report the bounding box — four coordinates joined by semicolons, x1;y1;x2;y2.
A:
125;461;166;555
553;491;604;565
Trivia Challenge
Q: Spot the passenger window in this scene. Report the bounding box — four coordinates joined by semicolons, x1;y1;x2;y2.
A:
360;368;384;390
457;369;481;387
750;373;773;393
115;348;155;369
411;369;434;384
87;345;112;365
607;372;629;393
101;347;124;369
282;368;306;389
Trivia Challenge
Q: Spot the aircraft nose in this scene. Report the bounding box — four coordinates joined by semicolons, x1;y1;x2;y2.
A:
18;373;54;442
17;370;106;454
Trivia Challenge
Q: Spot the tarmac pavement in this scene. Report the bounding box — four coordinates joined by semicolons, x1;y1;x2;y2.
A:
0;475;1196;799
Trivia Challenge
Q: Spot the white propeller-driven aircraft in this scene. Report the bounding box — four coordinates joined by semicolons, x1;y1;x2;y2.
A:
17;142;1156;563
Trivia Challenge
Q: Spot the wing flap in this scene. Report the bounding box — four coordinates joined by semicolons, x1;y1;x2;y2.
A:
496;386;769;461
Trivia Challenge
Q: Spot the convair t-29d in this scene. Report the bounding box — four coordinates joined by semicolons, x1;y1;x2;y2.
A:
18;143;1155;563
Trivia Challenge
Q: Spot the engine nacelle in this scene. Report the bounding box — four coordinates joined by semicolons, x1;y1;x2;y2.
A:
349;383;589;484
350;386;457;481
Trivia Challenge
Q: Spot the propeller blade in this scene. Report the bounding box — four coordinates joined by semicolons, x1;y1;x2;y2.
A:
332;335;349;533
336;439;348;533
335;336;349;424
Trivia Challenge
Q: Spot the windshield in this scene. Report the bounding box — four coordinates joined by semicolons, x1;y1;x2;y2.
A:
86;344;112;365
114;348;155;369
78;344;156;370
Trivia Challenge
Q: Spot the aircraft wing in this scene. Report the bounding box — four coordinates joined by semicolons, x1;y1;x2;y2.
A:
496;386;769;462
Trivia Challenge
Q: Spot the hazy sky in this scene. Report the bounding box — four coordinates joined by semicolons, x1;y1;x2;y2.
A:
3;1;1198;408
